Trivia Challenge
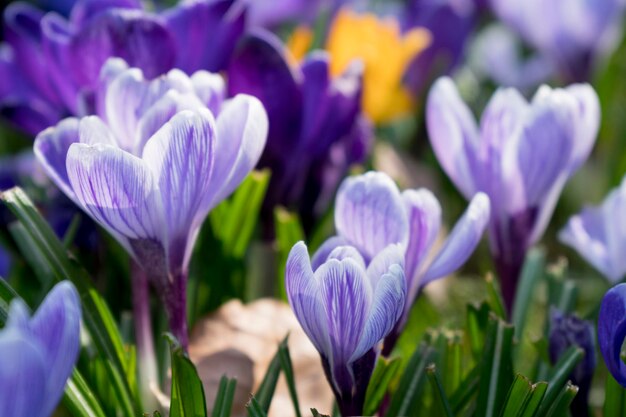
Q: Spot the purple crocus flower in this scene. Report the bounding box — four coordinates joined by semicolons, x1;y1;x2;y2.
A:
599;283;626;387
490;0;626;82
286;240;406;416
549;308;596;417
402;0;477;94
427;77;599;313
229;29;372;234
34;59;268;348
243;0;324;28
315;171;490;354
0;0;244;135
559;177;626;283
0;281;81;417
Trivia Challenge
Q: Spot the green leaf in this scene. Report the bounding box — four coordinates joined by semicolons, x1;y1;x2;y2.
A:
63;370;108;417
363;356;402;416
1;187;137;416
278;337;303;417
168;335;207;417
512;249;546;341
536;347;583;417
499;374;547;417
246;396;268;417
475;316;514;417
211;375;237;417
0;278;18;324
542;383;579;417
274;207;305;300
310;409;330;417
486;274;506;320
604;373;626;417
426;364;454;417
255;337;287;412
385;342;436;417
467;302;491;358
449;366;480;414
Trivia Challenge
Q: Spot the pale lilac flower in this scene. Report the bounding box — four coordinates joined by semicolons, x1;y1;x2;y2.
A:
34;59;268;347
427;76;600;311
286;241;406;416
316;171;490;353
560;177;626;283
0;281;81;417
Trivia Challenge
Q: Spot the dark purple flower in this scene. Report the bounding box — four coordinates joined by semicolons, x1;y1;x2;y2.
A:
0;0;244;135
599;283;626;387
402;0;477;94
549;308;596;417
427;77;600;313
228;29;373;234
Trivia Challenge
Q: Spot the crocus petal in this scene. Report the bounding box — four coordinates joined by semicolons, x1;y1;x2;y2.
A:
335;171;408;260
285;242;330;355
30;281;81;417
598;283;626;387
0;330;46;417
69;0;142;26
366;244;405;290
209;95;269;207
191;71;226;115
311;236;348;271
421;192;490;288
69;9;175;87
34;117;80;199
163;0;245;73
563;84;600;171
352;263;405;361
327;245;367;270
426;77;479;199
5;299;31;330
66;142;162;249
142;109;216;268
317;257;371;366
402;189;442;291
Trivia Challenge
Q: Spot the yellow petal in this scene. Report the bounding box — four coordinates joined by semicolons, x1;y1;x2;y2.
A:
287;26;314;63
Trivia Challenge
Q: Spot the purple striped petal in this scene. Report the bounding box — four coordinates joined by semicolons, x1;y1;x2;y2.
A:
317;256;371;366
69;0;142;26
34;117;80;199
142;109;216;269
599;283;626;387
335;171;408;260
366;244;405;290
285;241;330;355
163;0;245;73
0;330;46;417
327;246;366;270
426;77;479;199
402;189;442;293
311;236;348;271
30;281;81;417
421;192;490;287
66;142;163;250
352;262;405;361
209;95;269;207
191;71;226;115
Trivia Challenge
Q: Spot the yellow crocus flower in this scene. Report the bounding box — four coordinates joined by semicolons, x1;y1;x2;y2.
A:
326;9;431;124
287;26;314;62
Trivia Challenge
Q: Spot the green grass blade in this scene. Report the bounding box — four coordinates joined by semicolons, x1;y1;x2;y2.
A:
255;336;286;412
63;370;108;417
168;335;208;417
604;373;626;417
536;347;583;417
278;338;303;417
246;396;268;417
211;375;237;417
363;357;402;416
512;249;546;341
426;364;454;417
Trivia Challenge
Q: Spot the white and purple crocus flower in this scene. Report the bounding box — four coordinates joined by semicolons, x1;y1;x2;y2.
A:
229;29;372;234
427;77;600;312
490;0;626;82
34;58;269;348
0;281;82;417
0;0;244;135
286;171;489;414
560;176;626;283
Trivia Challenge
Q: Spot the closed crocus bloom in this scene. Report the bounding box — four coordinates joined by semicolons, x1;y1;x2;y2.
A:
229;30;372;234
325;8;431;124
286;241;406;416
317;171;490;354
427;77;599;312
34;59;268;347
599;283;626;387
0;281;81;417
0;0;243;135
559;177;626;283
490;0;626;82
549;309;596;417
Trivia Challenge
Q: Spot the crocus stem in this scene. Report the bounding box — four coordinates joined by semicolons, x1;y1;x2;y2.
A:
132;263;159;411
163;270;189;350
494;254;524;317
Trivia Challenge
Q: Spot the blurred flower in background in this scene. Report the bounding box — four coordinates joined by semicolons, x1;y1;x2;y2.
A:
229;30;372;234
490;0;626;83
427;77;600;312
560;176;626;283
0;0;244;135
599;283;626;387
0;281;81;417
